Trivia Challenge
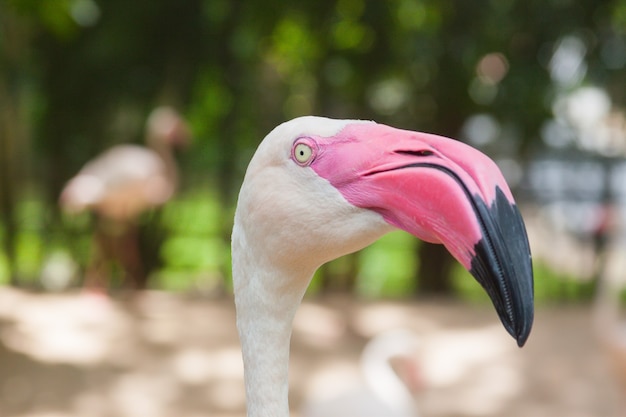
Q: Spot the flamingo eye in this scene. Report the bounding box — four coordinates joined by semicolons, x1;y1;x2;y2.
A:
293;142;314;165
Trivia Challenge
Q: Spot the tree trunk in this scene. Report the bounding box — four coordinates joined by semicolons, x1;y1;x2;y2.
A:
318;254;359;293
416;243;454;295
0;7;27;286
0;97;18;286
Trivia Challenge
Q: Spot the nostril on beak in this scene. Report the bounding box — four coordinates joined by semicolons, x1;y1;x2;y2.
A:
395;150;435;157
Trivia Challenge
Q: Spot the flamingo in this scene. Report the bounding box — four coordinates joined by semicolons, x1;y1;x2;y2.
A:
60;106;190;290
231;116;534;417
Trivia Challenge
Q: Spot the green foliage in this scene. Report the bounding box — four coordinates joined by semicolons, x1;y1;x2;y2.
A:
155;191;228;292
1;0;626;299
0;252;9;285
6;0;79;39
356;231;417;298
161;191;223;236
532;261;596;303
270;15;320;76
189;71;234;140
612;0;626;30
14;232;42;281
161;237;222;271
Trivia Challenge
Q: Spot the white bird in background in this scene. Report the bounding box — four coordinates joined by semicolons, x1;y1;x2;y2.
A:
231;116;534;417
60;106;190;291
303;329;422;417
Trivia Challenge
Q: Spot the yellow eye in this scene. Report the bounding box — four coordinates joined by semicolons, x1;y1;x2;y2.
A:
294;143;313;165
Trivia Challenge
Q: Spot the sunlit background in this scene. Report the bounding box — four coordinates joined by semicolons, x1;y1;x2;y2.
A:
1;0;626;416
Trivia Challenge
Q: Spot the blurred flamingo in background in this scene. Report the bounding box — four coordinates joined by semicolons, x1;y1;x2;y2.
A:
60;106;190;292
303;329;422;417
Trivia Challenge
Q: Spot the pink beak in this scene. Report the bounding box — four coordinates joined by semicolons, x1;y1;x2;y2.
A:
302;122;534;346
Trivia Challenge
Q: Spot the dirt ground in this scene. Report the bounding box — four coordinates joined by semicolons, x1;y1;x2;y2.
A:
0;287;622;417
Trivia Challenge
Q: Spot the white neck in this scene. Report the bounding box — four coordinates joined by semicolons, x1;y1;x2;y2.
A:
231;146;393;416
233;232;316;417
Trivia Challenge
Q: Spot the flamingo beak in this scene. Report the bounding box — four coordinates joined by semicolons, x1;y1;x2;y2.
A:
307;122;534;346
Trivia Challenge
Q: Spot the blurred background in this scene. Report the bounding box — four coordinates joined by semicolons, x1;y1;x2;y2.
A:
2;0;626;416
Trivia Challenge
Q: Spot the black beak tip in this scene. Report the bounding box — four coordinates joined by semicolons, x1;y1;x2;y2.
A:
470;243;534;348
469;187;535;348
517;301;534;347
499;307;532;347
496;299;533;347
516;332;529;348
510;312;533;347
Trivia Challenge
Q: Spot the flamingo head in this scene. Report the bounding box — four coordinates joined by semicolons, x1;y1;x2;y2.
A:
233;116;533;346
146;106;191;149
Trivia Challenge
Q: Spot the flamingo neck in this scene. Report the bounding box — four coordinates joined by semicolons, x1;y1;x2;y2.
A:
148;136;179;188
233;237;315;417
